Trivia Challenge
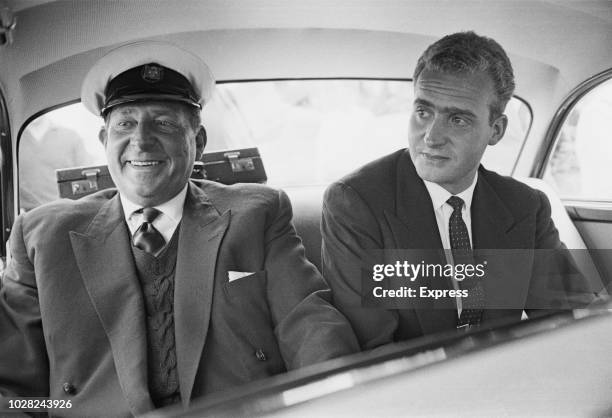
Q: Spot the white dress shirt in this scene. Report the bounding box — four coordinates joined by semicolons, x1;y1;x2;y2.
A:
120;184;188;245
422;174;478;315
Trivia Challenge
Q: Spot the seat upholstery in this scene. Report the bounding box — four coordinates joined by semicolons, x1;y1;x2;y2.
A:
516;177;605;296
285;178;605;295
285;186;326;272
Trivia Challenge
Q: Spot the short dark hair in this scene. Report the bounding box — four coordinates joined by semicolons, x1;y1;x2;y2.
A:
103;101;202;131
413;31;515;123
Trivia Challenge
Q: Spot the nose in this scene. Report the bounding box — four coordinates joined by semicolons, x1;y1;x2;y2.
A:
423;116;447;147
130;120;155;148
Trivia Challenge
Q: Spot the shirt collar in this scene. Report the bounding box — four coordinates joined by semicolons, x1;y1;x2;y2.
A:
423;172;479;212
120;184;188;223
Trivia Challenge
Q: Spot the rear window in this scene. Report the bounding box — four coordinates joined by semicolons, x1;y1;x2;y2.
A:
18;79;531;211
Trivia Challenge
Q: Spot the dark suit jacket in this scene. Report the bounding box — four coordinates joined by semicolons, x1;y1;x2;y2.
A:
322;149;592;350
0;181;359;417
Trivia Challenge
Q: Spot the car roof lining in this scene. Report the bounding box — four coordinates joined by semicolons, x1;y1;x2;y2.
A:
5;1;611;80
1;0;610;181
3;1;610;113
16;28;562;127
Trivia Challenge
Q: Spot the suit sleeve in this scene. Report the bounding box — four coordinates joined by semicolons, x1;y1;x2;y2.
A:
264;189;359;369
0;214;50;398
525;190;597;314
321;182;399;350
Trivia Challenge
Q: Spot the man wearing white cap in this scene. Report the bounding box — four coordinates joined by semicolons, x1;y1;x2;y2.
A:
0;41;359;416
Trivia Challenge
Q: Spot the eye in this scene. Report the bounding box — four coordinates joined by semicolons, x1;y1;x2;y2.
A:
114;120;135;129
414;107;431;119
155;119;178;129
450;116;470;127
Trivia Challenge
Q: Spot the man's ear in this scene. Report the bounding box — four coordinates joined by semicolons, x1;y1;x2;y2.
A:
195;126;207;160
488;114;508;146
98;126;108;146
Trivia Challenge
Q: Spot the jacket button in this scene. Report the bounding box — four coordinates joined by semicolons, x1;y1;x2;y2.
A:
63;382;76;395
255;349;267;361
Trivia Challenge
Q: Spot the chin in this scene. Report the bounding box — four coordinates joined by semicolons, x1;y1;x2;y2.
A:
415;164;447;184
123;186;161;203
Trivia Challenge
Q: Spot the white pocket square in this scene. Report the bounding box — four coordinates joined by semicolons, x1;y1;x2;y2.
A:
228;271;255;282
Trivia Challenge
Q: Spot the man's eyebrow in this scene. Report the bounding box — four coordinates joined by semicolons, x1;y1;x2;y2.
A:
148;106;181;117
113;106;178;117
413;98;434;108
115;107;134;115
413;99;477;118
150;110;178;117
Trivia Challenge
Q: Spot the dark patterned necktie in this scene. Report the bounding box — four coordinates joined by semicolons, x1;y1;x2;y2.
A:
132;208;166;255
447;196;484;328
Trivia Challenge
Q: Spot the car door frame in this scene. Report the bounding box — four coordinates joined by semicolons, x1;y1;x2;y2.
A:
534;67;612;292
0;86;13;258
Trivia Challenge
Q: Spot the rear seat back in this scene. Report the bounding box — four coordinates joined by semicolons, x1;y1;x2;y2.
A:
285;186;326;272
285;178;605;295
516;177;605;295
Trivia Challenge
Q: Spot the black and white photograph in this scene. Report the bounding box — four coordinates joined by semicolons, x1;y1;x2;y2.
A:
0;1;611;417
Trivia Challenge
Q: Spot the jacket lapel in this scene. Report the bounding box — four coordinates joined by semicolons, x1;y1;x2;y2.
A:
70;194;154;415
388;150;444;250
471;172;533;314
174;183;230;405
385;151;456;335
471;170;515;250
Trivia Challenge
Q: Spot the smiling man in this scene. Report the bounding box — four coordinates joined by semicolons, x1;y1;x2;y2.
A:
322;31;594;350
0;41;358;416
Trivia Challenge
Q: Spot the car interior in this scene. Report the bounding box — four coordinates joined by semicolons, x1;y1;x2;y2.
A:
0;0;611;416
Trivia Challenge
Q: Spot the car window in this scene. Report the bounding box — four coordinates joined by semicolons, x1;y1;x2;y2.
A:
17;79;531;211
543;77;612;202
18;108;106;212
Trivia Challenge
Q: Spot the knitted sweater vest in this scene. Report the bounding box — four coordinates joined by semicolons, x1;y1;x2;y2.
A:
131;230;181;408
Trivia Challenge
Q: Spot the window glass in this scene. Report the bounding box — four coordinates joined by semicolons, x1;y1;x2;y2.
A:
18;108;105;211
18;80;530;211
543;78;612;201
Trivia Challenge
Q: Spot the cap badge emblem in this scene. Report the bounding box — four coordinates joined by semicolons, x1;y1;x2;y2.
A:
141;64;164;83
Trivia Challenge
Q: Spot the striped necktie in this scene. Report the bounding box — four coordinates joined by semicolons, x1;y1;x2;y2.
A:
132;207;166;255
